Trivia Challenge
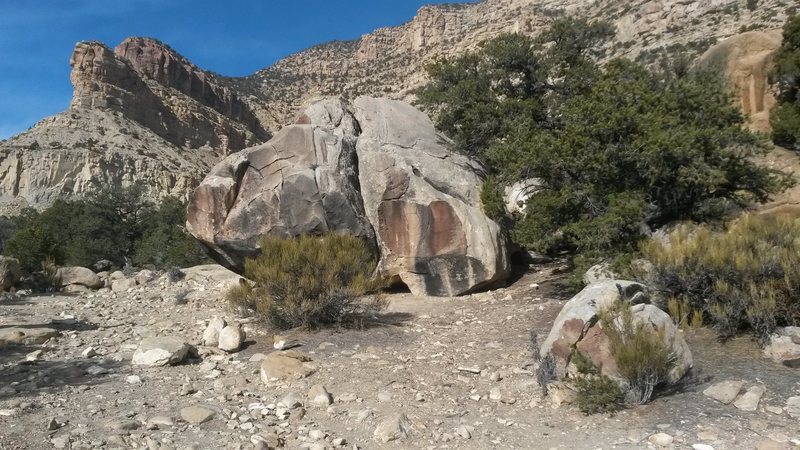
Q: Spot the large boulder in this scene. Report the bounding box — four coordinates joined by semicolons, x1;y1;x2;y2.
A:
539;280;692;384
57;266;103;290
0;256;21;291
352;97;509;296
186;119;374;271
187;97;510;296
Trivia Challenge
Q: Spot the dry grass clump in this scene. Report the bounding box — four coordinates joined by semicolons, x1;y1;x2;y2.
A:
599;303;676;405
571;301;677;414
641;214;800;341
226;234;386;329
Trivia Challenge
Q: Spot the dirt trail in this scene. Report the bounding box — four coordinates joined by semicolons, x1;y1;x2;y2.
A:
0;265;798;449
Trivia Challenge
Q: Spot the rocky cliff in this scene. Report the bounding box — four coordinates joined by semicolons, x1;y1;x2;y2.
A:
0;38;268;214
0;0;795;213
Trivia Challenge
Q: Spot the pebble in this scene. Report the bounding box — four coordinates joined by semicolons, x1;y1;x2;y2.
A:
81;347;97;358
308;384;333;407
649;432;674;447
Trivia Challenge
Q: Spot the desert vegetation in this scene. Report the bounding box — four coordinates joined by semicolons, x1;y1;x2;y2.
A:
418;17;791;280
1;185;208;273
641;214;800;341
227;234;386;329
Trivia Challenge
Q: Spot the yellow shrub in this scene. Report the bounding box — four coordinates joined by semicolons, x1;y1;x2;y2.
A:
641;214;800;341
228;234;386;329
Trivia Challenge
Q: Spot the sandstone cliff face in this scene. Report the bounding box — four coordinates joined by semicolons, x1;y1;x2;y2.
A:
0;0;794;213
696;30;783;133
238;0;795;131
0;38;269;214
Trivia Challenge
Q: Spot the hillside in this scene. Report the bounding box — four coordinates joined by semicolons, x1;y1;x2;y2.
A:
0;0;796;214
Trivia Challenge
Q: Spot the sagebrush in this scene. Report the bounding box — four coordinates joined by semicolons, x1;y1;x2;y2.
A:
641;214;800;341
599;302;676;404
227;234;386;329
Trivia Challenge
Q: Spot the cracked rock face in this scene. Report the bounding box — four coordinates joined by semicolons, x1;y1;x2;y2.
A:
187;97;509;296
186;115;374;271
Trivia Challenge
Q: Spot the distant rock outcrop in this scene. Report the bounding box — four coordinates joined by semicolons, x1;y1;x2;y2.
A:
696;30;783;133
187;97;509;296
0;38;268;215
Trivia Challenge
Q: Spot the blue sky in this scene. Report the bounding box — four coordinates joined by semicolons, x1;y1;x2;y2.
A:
0;0;477;140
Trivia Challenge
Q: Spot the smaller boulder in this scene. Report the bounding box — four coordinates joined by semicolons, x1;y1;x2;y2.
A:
703;380;745;404
260;351;316;383
786;396;800;419
56;266;102;290
202;317;226;346
373;413;411;443
733;385;766;411
132;336;192;366
763;327;800;367
308;384;333;407
134;269;157;286
180;405;216;425
218;323;245;353
582;263;618;285
0;256;21;291
111;278;138;292
93;259;113;272
0;327;59;346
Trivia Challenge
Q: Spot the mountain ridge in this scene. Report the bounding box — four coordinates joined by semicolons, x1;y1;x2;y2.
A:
0;0;795;214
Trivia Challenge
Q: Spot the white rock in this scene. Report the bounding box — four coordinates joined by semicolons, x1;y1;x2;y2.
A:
703;380;745;404
692;444;715;450
126;375;142;385
202;316;226;346
374;413;411;443
649;432;674;446
81;347;97;358
308;384;333;407
132;336;192;366
218;323;245;352
180;405;216;425
733;385;766;411
111;278;137;292
786;396;800;419
26;349;43;361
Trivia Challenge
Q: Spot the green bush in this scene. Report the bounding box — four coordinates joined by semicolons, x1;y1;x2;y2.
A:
641;214;800;341
574;374;623;415
229;234;386;329
771;14;800;150
419;18;789;275
3;185;209;273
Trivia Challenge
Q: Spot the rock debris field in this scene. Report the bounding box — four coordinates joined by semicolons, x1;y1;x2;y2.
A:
1;263;798;450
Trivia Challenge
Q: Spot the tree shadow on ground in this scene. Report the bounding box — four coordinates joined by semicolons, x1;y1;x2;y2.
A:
0;318;116;401
0;352;125;401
